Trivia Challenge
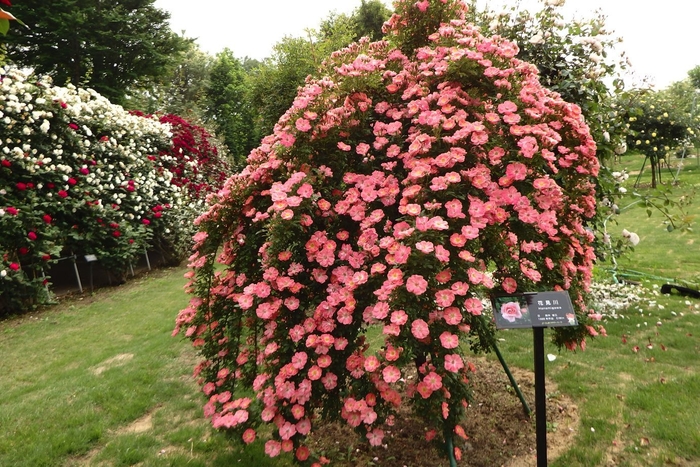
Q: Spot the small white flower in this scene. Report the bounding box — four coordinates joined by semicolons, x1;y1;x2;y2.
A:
0;270;6;278
529;33;545;45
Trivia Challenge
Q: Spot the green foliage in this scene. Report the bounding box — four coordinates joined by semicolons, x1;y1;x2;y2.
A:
606;153;699;283
688;65;700;90
203;49;257;167
3;0;187;105
129;40;214;119
354;0;391;41
621;90;692;187
247;3;389;140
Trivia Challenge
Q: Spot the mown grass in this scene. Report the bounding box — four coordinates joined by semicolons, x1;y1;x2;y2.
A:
606;152;700;284
1;156;699;466
0;269;289;467
495;290;700;467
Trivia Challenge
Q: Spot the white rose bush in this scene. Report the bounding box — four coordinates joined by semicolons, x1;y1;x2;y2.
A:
0;66;228;313
176;0;604;464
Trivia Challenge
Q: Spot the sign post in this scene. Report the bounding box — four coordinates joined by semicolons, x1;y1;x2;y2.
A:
490;291;578;467
533;326;547;467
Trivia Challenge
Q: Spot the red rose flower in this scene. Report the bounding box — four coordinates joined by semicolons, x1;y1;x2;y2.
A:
1;160;10;167
0;1;12;7
42;214;52;223
28;231;38;241
16;182;26;191
19;247;29;255
58;190;68;198
112;230;121;237
6;207;18;215
9;263;20;271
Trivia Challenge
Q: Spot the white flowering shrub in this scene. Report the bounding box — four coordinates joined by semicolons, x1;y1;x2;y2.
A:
0;66;220;313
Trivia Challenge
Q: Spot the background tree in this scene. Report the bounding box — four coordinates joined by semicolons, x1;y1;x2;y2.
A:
659;69;700;151
622;90;691;188
353;0;391;41
203;49;257;167
247;3;390;140
129;40;214;118
688;65;700;90
4;0;187;104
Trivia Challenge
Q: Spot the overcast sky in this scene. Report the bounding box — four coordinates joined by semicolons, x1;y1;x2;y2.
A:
154;0;700;89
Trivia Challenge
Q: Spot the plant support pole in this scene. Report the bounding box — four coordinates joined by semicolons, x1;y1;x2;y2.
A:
481;316;531;416
492;339;532;417
444;429;458;467
72;255;83;293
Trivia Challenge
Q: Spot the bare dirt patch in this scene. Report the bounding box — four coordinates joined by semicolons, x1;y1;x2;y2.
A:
90;353;134;375
119;410;155;434
310;358;578;466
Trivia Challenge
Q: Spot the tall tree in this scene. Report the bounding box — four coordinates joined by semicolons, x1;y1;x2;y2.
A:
129;40;214;118
688;65;700;90
204;49;257;167
248;16;357;138
622;90;690;188
4;0;187;104
353;0;391;41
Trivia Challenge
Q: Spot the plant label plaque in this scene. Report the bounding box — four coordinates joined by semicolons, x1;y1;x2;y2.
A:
491;291;577;330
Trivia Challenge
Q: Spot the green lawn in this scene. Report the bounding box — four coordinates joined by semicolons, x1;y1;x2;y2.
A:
0;269;285;467
606;152;700;285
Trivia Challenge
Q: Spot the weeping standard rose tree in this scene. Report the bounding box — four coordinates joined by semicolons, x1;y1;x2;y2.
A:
175;0;602;463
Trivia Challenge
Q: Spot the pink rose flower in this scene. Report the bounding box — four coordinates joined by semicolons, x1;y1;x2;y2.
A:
439;332;459;349
444;354;464;373
502;277;517;294
242;428;256;444
411;319;430;339
406;274;428;295
265;440;281;457
382;365;401;383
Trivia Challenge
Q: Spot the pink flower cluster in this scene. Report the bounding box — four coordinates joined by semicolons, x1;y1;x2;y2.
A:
176;0;599;462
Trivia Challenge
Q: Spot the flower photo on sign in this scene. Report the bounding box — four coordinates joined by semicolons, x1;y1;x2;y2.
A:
492;295;532;329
